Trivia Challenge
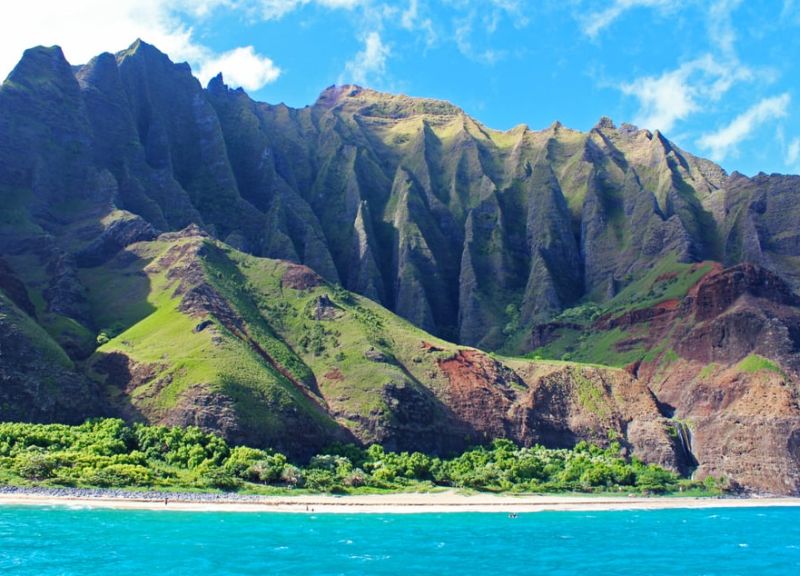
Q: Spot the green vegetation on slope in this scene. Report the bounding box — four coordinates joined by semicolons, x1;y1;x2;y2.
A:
0;419;720;495
81;236;343;447
736;354;785;377
0;291;73;370
524;255;714;366
203;242;457;426
605;255;713;315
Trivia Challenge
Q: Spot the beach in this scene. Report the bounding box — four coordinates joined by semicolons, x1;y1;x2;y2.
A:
1;488;799;513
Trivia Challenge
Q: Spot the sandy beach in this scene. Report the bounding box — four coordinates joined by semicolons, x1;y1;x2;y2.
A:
2;489;799;514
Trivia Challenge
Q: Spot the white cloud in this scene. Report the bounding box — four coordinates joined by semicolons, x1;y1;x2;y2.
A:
401;0;437;46
708;0;742;56
621;67;697;133
620;55;753;133
786;137;800;166
401;0;419;28
487;0;529;29
0;0;282;92
196;46;280;90
451;5;520;65
340;31;389;86
697;94;791;161
581;0;673;39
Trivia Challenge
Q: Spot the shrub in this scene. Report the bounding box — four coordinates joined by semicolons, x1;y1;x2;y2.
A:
197;465;241;490
84;464;153;487
14;453;60;481
280;465;305;488
304;469;336;492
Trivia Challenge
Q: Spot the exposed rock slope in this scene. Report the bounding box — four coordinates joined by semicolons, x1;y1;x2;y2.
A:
531;261;800;493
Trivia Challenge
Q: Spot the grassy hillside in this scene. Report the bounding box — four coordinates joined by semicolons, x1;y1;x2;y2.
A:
81;230;456;426
518;255;716;366
62;227;678;465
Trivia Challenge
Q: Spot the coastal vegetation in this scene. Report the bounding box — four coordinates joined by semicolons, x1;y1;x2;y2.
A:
0;419;721;495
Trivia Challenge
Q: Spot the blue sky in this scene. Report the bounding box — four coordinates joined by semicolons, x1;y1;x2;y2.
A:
2;1;800;175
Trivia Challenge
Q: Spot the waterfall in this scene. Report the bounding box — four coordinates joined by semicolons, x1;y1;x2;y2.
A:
672;420;698;474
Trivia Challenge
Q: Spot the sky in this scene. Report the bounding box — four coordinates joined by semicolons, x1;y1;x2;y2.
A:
1;0;800;176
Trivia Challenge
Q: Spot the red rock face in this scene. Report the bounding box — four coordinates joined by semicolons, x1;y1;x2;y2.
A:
632;263;800;493
437;350;519;440
435;350;680;470
281;264;322;290
650;362;800;494
597;300;680;331
693;263;800;321
521;261;800;493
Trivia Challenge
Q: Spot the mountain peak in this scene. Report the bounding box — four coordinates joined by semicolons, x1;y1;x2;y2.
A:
116;38;173;67
315;84;363;107
314;84;463;119
593;116;616;131
125;38;157;56
207;72;227;92
3;44;77;92
7;44;67;75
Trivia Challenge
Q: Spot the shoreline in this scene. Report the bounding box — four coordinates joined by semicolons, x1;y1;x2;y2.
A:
2;487;799;514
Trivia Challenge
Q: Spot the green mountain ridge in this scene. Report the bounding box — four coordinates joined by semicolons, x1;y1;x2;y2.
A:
1;40;800;494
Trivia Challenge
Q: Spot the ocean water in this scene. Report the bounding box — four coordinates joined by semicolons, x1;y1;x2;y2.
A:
1;506;799;575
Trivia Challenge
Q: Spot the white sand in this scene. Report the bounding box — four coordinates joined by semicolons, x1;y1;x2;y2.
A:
2;491;799;513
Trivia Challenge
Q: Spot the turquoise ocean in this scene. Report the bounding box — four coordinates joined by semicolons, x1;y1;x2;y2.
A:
1;506;799;575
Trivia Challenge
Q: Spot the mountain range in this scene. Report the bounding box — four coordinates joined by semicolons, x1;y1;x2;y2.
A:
1;40;800;494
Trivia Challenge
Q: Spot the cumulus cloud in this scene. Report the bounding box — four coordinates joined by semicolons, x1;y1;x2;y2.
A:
341;31;390;86
581;0;673;39
614;0;770;137
0;0;283;91
620;67;697;133
620;55;753;133
697;94;791;161
196;46;280;90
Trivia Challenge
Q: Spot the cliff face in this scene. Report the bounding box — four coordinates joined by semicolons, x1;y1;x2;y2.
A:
1;40;800;493
532;262;800;493
648;265;800;494
4;41;798;350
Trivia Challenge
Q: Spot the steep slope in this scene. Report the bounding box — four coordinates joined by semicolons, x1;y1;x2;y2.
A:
528;261;800;493
4;40;799;353
0;289;100;423
207;85;745;350
76;226;677;467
